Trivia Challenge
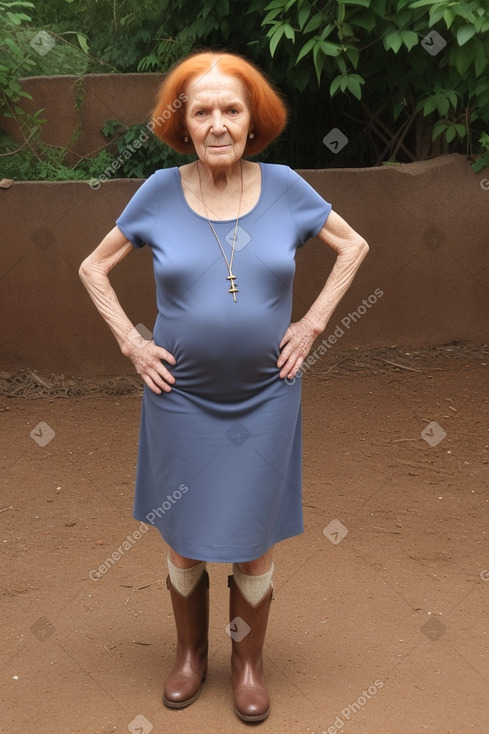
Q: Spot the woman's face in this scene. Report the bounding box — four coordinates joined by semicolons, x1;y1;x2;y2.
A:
184;68;252;170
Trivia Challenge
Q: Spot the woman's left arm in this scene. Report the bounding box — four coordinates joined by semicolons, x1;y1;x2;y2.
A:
277;210;369;379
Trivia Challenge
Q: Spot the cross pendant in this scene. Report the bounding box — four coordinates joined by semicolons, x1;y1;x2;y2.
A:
226;273;238;302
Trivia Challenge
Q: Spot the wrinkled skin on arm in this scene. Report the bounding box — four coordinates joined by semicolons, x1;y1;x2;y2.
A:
277;210;369;380
79;226;176;394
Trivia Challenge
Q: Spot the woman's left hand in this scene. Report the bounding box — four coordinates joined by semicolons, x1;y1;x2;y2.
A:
277;317;320;380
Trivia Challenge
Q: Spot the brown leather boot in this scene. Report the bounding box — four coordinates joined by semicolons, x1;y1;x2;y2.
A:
228;574;273;722
162;570;209;708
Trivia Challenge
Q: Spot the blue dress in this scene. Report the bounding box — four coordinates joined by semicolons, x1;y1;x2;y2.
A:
116;163;331;562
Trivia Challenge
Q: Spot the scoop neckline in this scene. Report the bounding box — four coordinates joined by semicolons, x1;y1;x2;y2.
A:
175;162;264;223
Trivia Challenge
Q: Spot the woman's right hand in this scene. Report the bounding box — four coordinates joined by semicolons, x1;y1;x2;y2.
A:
79;226;176;394
122;331;176;394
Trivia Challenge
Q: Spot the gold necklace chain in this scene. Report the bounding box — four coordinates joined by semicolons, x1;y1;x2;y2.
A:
197;160;243;303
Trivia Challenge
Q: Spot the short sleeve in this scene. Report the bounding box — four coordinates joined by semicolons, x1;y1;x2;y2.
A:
116;172;162;248
286;167;332;246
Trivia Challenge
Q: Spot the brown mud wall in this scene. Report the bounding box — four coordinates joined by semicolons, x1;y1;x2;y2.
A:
0;73;163;161
0;154;487;376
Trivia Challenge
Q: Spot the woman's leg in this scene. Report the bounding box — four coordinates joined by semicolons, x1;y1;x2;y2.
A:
167;548;206;595
168;548;204;568
235;547;273;575
233;548;274;607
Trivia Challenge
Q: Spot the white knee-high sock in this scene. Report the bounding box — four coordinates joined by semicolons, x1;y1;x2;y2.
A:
232;563;274;606
167;556;206;597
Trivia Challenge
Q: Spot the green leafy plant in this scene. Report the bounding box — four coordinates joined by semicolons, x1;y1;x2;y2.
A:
471;132;489;172
101;120;191;178
29;0;188;74
5;0;489;174
0;1;37;113
0;0;92;164
0;130;116;181
0;1;90;108
261;0;489;164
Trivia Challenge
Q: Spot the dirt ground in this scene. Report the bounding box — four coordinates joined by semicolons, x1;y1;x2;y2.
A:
1;343;488;734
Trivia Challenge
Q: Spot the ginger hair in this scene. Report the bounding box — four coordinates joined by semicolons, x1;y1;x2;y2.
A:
150;51;287;156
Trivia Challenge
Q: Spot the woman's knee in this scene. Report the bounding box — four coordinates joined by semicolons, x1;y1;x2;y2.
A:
168;547;204;569
236;547;274;575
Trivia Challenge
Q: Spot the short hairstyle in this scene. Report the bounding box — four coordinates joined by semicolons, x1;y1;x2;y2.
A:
150;51;287;156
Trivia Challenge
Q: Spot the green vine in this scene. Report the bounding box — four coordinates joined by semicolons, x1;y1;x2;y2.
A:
0;0;90;157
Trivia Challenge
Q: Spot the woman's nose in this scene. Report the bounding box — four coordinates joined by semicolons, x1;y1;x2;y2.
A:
210;111;226;134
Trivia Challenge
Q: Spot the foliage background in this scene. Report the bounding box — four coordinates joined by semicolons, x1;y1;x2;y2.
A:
1;0;488;177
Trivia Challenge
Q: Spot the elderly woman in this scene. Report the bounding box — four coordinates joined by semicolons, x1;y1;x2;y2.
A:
79;51;368;723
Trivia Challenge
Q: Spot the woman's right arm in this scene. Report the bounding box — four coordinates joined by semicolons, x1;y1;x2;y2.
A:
78;226;176;394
